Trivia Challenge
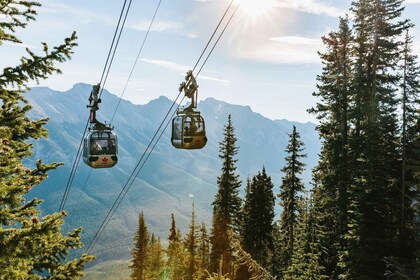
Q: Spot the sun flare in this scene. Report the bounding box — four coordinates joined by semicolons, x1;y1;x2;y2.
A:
238;0;277;18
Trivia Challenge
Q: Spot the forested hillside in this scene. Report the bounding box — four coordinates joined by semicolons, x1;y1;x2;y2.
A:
24;83;320;262
126;0;420;279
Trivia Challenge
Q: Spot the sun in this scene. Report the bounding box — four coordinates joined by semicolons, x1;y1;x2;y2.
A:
237;0;277;18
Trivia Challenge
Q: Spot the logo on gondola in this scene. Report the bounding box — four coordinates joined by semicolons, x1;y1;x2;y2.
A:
101;157;109;163
195;139;201;145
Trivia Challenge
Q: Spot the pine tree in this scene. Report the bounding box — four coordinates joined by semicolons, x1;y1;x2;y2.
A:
196;222;210;280
167;213;187;279
283;193;327;280
210;114;242;275
385;28;420;278
184;201;198;280
144;234;165;279
241;168;275;270
0;1;94;278
277;125;307;276
308;16;353;277
348;0;411;277
130;211;149;280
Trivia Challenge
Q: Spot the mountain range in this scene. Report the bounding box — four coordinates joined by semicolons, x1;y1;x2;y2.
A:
25;83;321;263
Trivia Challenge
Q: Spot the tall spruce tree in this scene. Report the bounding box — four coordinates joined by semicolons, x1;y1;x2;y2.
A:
308;16;353;277
309;0;419;278
144;234;165;279
184;201;198;280
241;167;275;270
348;0;410;277
130;211;149;280
283;193;327;280
210;114;242;276
277;125;307;276
167;213;187;279
387;28;420;277
0;1;94;278
196;222;210;280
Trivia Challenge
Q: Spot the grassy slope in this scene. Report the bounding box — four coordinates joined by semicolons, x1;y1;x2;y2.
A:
83;259;131;280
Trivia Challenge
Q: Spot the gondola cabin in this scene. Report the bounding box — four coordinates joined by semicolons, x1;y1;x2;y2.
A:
83;130;118;168
172;112;207;149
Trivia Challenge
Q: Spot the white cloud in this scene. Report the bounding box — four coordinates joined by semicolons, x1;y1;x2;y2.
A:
235;35;324;64
405;0;420;3
129;21;182;32
275;0;346;17
198;75;232;85
141;58;232;84
141;58;190;72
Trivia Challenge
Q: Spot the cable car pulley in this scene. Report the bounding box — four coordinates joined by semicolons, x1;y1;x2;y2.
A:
83;84;118;168
171;71;207;149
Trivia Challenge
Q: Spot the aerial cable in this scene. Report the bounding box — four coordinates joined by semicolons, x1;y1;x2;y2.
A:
192;0;235;73
68;169;93;223
59;0;133;212
59;119;89;212
98;0;131;88
86;0;239;254
86;95;185;254
99;0;134;98
196;4;239;77
68;0;162;221
111;0;163;123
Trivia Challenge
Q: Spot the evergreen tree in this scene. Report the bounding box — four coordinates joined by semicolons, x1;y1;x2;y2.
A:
167;213;187;279
308;16;353;277
283;193;327;280
241;168;275;270
144;234;165;279
130;211;149;280
309;0;419;278
196;222;210;280
386;28;420;278
347;0;410;277
210;114;242;275
0;1;93;278
184;201;198;280
277;125;307;275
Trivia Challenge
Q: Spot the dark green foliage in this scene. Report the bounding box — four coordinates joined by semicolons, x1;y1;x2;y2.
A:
283;194;327;280
241;168;275;270
309;0;420;278
277;125;307;275
0;1;93;278
308;16;353;277
210;114;242;275
130;211;149;280
184;202;198;280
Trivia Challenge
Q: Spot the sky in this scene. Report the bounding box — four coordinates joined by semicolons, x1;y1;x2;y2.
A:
3;0;420;123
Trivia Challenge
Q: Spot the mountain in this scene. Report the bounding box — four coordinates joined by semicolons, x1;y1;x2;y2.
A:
24;83;321;263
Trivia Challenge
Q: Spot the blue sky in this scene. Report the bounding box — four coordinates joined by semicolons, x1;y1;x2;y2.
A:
3;0;420;122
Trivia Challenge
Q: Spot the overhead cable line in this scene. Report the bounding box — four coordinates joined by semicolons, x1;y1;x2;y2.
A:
85;0;239;255
69;0;163;222
59;0;133;212
111;0;163;123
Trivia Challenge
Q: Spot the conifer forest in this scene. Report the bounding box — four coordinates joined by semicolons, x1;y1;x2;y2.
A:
1;0;419;279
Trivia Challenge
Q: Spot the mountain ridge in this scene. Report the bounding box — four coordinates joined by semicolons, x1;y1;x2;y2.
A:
25;83;321;262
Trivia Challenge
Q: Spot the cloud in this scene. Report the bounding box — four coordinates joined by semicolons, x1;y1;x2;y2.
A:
198;75;232;85
405;0;420;3
129;21;182;32
141;58;190;72
235;35;324;64
141;58;232;84
275;0;346;17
